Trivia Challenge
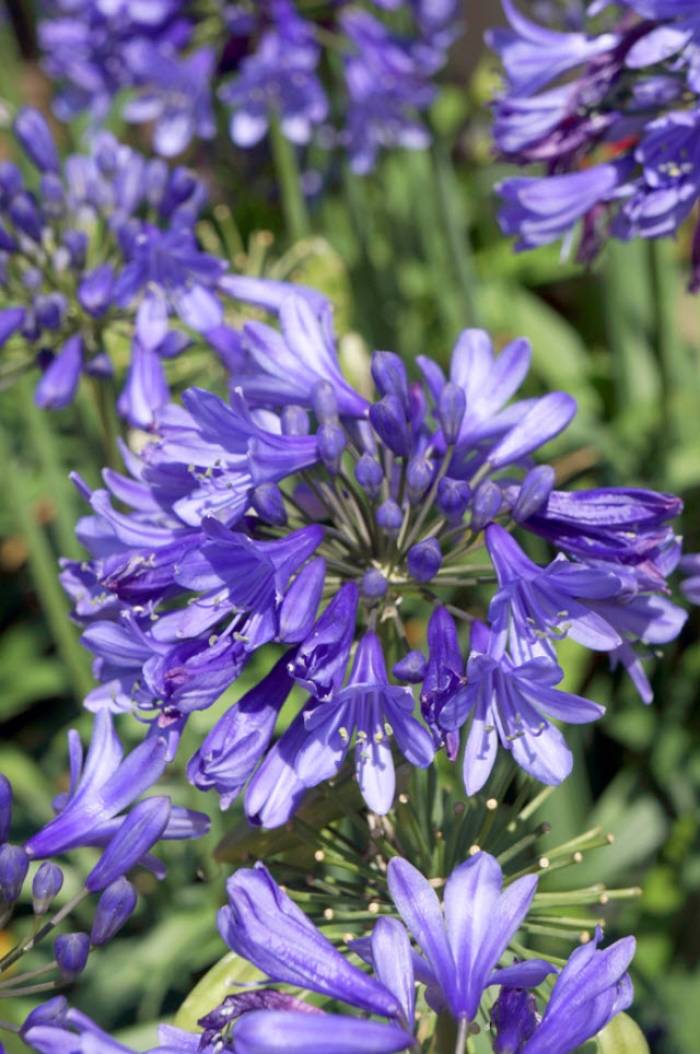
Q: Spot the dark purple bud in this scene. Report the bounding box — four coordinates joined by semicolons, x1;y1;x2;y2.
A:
34;293;65;332
371;351;409;410
62;230;87;270
78;265;115;318
393;650;427;683
54;933;90;979
90;877;137;946
9;192;43;242
491;987;538;1054
0;220;18;252
438;382;466;444
0;844;29;903
160;167;199;218
35;335;83;410
85;797;171;892
281;404;310;436
0;775;11;844
361;569;388;598
251;482;287;526
437;477;471;522
40;173;65;219
513;465;556;522
406;455;434;503
470;480;502;532
369;395;412;457
0;307;25;348
279;557;326;643
0;161;23;200
355;454;383;498
407;538;442;582
318;422;346;474
312;380;338;424
13;109;59;173
376;499;403;533
32;862;64;915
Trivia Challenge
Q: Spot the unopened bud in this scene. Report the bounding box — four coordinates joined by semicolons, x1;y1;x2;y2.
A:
0;844;29;904
312;380;338;424
407;538;442;582
406;456;434;503
393;651;427;683
361;569;388;598
355;454;383;499
91;877;137;946
369;395;412;457
376;499;403;534
470;480;502;532
318;422;346;474
371;351;409;410
512;465;556;522
251;482;287;526
0;775;12;845
438;382;466;444
55;933;90;979
281;404;310;436
32;861;63;915
437;477;471;522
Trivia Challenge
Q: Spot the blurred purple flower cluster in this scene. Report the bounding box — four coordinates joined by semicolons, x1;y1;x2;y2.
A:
489;1;700;287
38;0;461;170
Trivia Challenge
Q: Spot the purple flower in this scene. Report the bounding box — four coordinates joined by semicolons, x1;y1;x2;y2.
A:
218;863;406;1020
492;926;635;1053
294;631;434;814
439;620;604;792
680;552;700;603
386;852;554;1021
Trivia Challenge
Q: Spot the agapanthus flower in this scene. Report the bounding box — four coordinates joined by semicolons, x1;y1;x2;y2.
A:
37;2;460;170
63;291;686;821
0;712;208;1000
488;0;700;287
0;109;312;423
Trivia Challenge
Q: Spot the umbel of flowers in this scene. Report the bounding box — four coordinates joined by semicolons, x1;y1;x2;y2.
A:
61;285;687;828
37;0;460;172
489;0;700;289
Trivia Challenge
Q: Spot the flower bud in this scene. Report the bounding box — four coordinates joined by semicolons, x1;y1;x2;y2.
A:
54;933;90;980
470;480;502;532
0;844;29;904
0;220;18;253
62;230;87;270
393;650;427;683
0;161;23;201
406;455;434;503
35;293;66;332
34;335;83;410
355;454;383;498
512;465;556;522
361;569;388;598
312;380;338;424
407;538;442;582
376;499;403;534
369;395;412;457
85;353;114;378
91;877;137;946
40;173;65;219
437;477;471;522
13;109;60;173
0;307;26;348
438;382;466;444
279;557;326;643
251;482;287;527
318;422;346;474
9;192;43;242
78;264;115;318
32;862;64;915
491;987;538;1054
85;797;170;892
0;775;12;844
281;404;310;436
371;351;409;409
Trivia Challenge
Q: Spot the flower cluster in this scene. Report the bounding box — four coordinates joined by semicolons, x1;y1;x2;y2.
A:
60;288;686;826
489;0;700;287
0;109;301;425
0;711;208;992
38;1;460;170
17;852;636;1053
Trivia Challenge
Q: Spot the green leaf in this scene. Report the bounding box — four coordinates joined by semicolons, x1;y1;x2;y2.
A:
594;1013;650;1054
174;953;267;1032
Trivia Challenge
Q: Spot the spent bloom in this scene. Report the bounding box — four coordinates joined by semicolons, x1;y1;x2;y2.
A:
62;287;687;824
488;0;700;287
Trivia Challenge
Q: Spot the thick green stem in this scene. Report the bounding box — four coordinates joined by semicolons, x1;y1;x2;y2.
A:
269;114;310;243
